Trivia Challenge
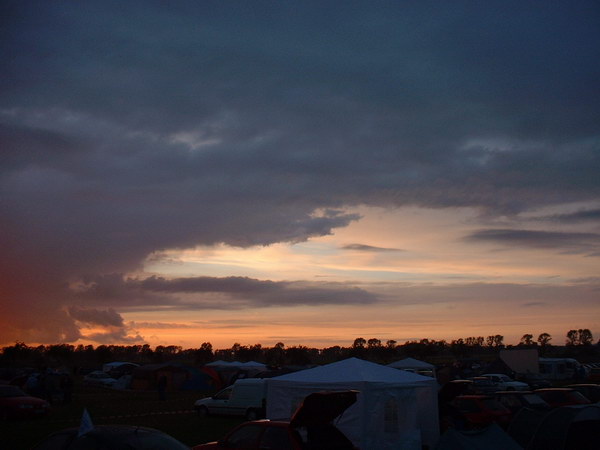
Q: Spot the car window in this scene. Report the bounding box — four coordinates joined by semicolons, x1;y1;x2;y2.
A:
225;424;263;448
214;387;233;400
259;426;293;450
497;396;520;409
522;394;547;406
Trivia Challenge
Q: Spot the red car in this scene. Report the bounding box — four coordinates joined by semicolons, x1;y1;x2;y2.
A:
449;395;512;429
534;388;591;408
193;390;358;450
0;384;50;420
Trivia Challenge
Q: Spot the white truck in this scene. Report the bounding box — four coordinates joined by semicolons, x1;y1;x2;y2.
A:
194;378;267;420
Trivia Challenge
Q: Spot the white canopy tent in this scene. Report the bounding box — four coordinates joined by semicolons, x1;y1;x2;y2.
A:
266;357;439;450
388;357;436;378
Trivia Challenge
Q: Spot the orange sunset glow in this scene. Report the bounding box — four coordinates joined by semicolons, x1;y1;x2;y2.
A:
2;2;599;352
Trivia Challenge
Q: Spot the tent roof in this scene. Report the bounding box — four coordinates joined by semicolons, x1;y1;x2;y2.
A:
205;360;266;368
205;360;232;366
240;361;267;368
271;357;433;384
388;357;434;369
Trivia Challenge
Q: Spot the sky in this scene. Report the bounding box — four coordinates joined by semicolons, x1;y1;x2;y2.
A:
1;1;599;350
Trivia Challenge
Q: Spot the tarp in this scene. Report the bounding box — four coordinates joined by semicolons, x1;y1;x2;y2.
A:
266;357;439;450
436;423;522;450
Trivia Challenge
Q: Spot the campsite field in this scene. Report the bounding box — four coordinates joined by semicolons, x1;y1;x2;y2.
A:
0;383;244;449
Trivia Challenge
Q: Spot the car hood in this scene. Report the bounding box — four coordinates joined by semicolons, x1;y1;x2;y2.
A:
1;395;48;406
290;390;358;428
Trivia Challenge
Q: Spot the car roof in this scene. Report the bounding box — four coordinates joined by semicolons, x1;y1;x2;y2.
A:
535;388;573;391
494;391;535;395
290;390;358;428
455;394;492;399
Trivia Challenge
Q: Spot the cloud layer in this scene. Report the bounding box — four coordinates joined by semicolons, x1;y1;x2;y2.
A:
1;1;599;344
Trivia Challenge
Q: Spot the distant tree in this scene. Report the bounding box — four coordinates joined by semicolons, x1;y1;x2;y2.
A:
195;342;213;364
450;338;466;357
578;329;594;346
493;335;504;347
537;333;552;346
519;334;534;346
285;346;312;366
321;346;344;363
566;330;578;346
385;340;397;348
367;338;382;348
352;337;366;349
266;343;286;367
485;336;495;347
0;342;32;364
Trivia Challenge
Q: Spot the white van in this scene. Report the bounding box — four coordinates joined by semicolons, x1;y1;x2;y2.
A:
194;378;267;420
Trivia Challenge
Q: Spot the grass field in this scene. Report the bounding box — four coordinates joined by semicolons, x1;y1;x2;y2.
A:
0;383;245;449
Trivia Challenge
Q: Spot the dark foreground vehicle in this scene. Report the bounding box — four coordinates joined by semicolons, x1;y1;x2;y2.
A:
534;388;591;408
515;373;552;390
32;425;190;449
193;390;358;450
0;384;50;420
448;394;512;429
566;384;600;403
493;391;549;417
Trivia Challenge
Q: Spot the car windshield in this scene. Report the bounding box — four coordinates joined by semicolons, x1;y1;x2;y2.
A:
498;375;512;382
0;385;26;397
522;394;547;406
90;373;109;378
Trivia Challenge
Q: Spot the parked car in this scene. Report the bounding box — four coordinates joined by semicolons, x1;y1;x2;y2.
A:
534;388;591;408
448;395;512;429
480;373;529;391
587;366;600;382
565;384;600;403
492;391;549;416
32;425;189;449
470;376;499;394
83;371;118;388
193;390;358;450
0;385;50;420
195;378;267;420
515;373;552;390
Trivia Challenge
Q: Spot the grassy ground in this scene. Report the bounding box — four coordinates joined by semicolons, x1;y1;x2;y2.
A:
0;384;244;449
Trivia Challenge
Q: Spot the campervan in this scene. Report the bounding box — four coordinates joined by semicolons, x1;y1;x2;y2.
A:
194;378;266;420
539;358;584;381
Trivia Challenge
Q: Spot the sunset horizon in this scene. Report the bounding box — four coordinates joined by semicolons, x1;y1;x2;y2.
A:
2;2;599;352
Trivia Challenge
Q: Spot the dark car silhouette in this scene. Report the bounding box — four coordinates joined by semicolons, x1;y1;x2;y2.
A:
193;390;359;450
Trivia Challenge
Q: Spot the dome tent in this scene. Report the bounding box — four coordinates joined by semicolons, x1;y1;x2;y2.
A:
388;357;436;377
266;357;439;450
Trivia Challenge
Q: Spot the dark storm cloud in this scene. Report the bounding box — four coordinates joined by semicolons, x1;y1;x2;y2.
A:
75;275;378;310
1;1;599;343
67;306;125;328
539;209;600;224
465;229;600;255
342;244;404;252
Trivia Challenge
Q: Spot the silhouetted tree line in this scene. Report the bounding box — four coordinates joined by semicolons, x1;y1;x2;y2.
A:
1;330;597;370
